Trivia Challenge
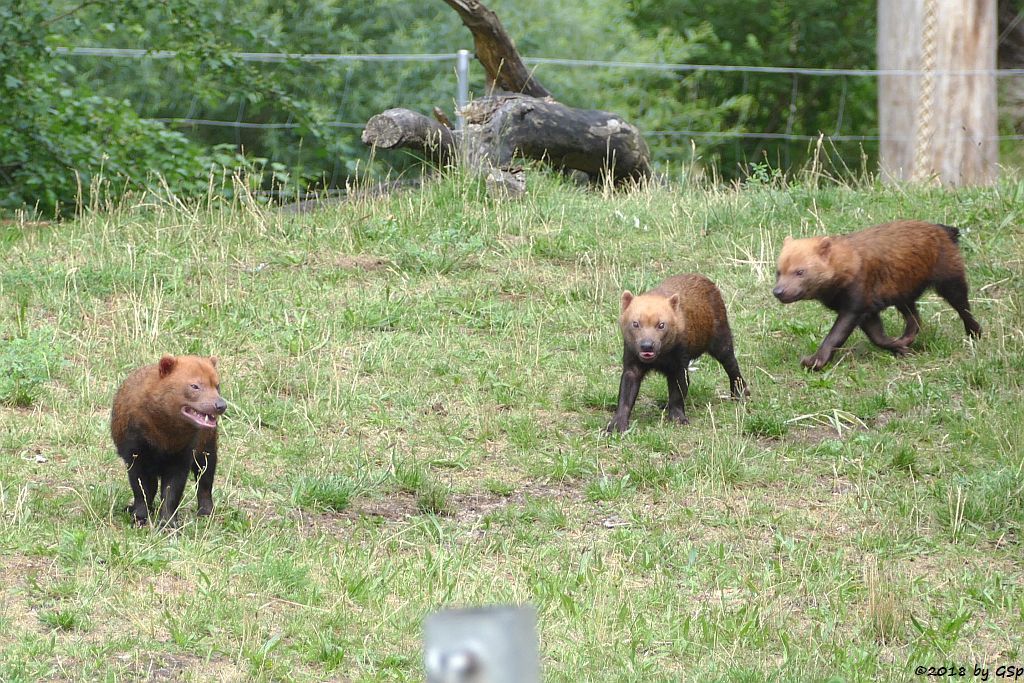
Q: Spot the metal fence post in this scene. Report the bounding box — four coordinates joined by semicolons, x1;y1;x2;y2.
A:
455;49;470;130
424;605;540;683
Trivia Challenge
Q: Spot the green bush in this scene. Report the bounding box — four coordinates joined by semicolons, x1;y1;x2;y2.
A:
0;1;284;215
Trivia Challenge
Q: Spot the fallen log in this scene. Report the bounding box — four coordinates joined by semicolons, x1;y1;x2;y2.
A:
359;0;652;194
360;108;456;166
361;96;652;185
461;95;651;181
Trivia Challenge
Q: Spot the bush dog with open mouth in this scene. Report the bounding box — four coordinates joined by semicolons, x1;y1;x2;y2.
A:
111;355;227;527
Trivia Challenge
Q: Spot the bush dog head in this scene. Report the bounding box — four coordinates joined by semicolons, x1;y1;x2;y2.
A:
772;236;853;304
156;354;227;430
619;290;683;363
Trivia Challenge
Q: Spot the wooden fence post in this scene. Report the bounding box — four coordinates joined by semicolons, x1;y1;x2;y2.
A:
878;0;998;186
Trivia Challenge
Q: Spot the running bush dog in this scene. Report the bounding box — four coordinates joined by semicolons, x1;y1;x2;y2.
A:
773;220;981;370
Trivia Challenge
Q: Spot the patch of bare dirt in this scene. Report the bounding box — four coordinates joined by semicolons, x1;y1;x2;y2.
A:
325;255;391;272
122;653;202;682
448;490;509;522
1;552;54;581
788;423;856;445
449;479;587;524
420;401;448;417
870;408;898;430
0;587;40;637
350;492;420;521
284;492;421;535
110;652;246;683
0;555;55;644
292;478;592;535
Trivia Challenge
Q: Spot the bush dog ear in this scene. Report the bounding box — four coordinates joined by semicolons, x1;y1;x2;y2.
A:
668;293;680;312
208;356;218;368
817;237;832;257
783;236;792;244
158;355;176;378
620;291;634;314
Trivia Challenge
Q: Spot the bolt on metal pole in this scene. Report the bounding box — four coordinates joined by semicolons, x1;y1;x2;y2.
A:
424;605;540;683
455;49;470;131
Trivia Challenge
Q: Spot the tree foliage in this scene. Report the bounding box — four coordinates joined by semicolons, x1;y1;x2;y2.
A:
626;0;878;173
0;2;267;215
2;0;882;213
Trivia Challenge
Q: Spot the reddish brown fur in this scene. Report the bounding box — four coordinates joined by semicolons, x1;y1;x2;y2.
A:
773;220;981;369
111;355;227;526
609;274;747;432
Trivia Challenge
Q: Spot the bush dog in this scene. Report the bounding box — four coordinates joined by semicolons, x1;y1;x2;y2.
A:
773;220;981;370
608;274;748;433
111;355;226;526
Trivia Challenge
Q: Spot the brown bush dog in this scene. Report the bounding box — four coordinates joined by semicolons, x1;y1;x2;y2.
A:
773;220;982;370
608;274;748;433
111;355;227;527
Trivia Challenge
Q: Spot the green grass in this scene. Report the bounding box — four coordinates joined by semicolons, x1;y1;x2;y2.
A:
1;169;1023;681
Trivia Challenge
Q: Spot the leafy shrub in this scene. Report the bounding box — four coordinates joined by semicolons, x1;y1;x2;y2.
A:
0;2;287;215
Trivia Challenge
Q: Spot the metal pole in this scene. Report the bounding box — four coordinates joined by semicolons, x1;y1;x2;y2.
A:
424;605;540;683
456;49;470;130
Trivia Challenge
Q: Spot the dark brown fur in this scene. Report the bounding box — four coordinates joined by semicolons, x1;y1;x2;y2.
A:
608;274;748;433
111;355;227;526
773;220;981;370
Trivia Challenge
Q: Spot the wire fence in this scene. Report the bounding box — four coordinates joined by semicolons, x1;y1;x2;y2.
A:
54;46;1024;177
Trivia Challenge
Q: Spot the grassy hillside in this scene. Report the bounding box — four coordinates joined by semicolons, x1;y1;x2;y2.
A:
1;171;1022;682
